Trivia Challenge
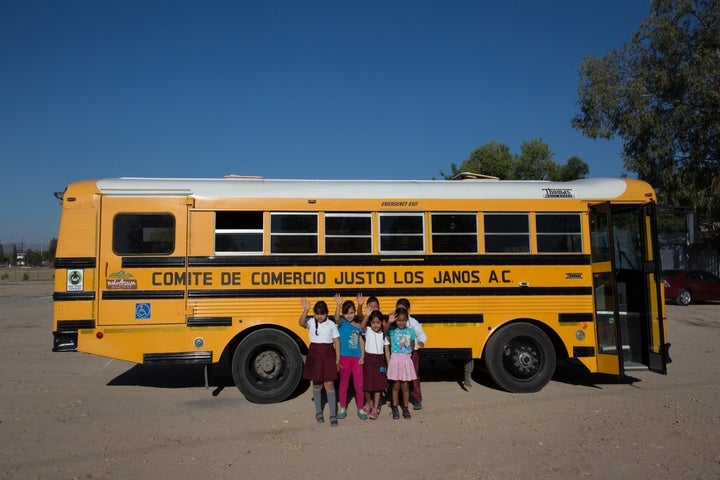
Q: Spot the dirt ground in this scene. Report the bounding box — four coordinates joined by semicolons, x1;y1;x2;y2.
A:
1;280;719;480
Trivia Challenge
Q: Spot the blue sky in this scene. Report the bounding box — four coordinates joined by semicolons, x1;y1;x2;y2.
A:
1;1;650;247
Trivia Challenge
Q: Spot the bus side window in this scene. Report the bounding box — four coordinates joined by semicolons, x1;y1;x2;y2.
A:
270;213;318;254
431;213;478;253
536;213;582;253
215;211;263;254
484;213;529;253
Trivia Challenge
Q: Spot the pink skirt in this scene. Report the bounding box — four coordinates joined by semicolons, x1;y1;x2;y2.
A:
386;352;417;381
302;343;338;382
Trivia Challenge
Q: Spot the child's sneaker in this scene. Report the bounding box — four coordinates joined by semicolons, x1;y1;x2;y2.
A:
337;407;347;419
357;408;368;420
362;401;373;415
391;406;400;420
402;407;411;419
330;416;338;427
369;407;380;420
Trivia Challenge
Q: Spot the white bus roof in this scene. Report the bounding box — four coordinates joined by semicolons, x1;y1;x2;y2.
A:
94;176;640;200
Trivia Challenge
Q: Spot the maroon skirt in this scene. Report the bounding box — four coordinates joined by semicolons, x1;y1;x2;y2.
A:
302;343;338;382
362;352;388;392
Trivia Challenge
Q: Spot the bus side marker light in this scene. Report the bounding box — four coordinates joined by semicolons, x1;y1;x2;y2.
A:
96;332;104;340
575;330;586;341
194;337;205;348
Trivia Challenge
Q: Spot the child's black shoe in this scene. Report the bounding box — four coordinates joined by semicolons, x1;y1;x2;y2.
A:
391;406;400;420
402;407;411;419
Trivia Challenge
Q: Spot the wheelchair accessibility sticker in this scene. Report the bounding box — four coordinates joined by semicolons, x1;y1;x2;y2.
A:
135;303;151;320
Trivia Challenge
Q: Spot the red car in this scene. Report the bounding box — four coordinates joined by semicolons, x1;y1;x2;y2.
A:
662;269;720;305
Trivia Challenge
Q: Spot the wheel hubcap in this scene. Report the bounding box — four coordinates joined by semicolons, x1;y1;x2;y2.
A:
503;340;541;379
253;350;282;380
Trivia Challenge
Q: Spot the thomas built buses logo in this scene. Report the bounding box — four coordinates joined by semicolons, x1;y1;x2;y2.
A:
106;270;138;289
542;188;574;198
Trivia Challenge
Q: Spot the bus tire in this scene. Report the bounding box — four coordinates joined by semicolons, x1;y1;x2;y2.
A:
484;322;556;393
231;330;303;404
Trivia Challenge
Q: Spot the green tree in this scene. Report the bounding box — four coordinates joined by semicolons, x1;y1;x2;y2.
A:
514;139;558;180
441;141;514;179
573;0;720;229
25;249;41;266
443;139;589;181
46;238;57;262
559;156;590;181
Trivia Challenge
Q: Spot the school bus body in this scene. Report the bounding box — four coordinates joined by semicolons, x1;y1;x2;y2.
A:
53;176;669;402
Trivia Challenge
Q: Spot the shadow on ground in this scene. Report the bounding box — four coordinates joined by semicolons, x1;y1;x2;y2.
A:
106;358;641;400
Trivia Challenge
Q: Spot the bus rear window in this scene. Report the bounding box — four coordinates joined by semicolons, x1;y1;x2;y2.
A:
113;214;175;255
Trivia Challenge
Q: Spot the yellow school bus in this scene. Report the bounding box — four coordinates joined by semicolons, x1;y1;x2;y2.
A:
52;175;669;403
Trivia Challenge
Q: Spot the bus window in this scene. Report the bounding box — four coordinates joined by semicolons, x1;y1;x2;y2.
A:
270;213;318;254
536;213;583;253
112;213;175;255
215;211;263;254
431;213;478;253
325;213;372;254
484;213;529;253
379;213;424;254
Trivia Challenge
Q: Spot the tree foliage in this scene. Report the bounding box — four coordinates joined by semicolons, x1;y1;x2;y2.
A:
442;139;589;181
573;0;720;225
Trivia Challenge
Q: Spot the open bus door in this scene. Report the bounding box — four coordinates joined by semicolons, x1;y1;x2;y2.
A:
589;202;669;376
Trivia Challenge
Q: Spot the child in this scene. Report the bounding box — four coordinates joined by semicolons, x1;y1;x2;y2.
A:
333;293;367;420
396;297;427;410
385;307;417;419
360;309;389;420
299;298;340;426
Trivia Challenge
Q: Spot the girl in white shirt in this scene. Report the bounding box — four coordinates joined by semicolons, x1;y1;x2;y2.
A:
360;310;390;420
299;298;340;426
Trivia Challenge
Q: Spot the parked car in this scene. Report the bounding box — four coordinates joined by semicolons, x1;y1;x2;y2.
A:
662;269;720;305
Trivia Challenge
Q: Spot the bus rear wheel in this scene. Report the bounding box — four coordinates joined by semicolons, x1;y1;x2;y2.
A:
231;330;303;404
484;322;556;393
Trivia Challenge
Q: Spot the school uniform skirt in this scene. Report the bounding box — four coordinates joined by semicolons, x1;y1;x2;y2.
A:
302;343;338;382
362;352;388;392
386;352;417;382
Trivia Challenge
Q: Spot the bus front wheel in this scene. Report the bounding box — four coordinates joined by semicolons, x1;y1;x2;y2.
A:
484;323;556;393
231;330;303;404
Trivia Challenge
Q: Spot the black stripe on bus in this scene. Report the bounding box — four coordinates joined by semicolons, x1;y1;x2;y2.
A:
56;319;96;331
421;314;483;324
188;254;591;267
187;317;233;327
559;313;594;323
53;292;96;301
102;290;185;300
187;286;592;299
122;257;186;268
573;346;596;357
420;348;472;360
143;351;212;365
54;257;96;269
